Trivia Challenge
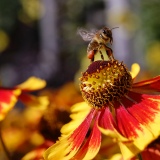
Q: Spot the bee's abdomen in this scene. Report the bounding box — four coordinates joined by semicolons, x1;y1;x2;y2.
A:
87;41;99;52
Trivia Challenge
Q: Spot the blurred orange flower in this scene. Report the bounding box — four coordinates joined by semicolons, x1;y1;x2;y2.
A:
22;140;54;160
0;76;48;121
0;88;21;121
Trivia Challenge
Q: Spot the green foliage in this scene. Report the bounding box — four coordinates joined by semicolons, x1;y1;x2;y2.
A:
0;0;21;32
140;0;160;42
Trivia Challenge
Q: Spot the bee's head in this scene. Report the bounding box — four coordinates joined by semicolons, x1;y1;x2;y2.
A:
100;27;113;44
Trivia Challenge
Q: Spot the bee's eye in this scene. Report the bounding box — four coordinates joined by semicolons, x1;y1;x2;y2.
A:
102;29;110;37
102;30;106;34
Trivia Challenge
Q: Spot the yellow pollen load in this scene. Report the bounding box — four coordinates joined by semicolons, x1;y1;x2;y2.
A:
79;60;133;108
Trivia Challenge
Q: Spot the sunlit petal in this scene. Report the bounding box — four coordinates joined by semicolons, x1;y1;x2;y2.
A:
130;63;140;79
15;76;46;91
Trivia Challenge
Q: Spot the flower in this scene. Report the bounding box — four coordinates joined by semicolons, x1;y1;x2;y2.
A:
0;76;48;121
43;60;160;160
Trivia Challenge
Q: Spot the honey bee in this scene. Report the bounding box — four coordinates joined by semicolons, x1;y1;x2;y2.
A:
78;27;118;62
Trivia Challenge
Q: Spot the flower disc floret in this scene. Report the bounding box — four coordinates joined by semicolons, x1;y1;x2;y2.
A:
79;60;133;108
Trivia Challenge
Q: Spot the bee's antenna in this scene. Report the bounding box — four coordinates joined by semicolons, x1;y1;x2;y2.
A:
111;27;119;30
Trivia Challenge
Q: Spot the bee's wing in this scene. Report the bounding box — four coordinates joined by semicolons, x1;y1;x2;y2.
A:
77;28;96;41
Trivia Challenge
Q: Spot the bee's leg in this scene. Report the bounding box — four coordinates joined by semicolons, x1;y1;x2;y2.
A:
104;46;115;62
99;50;104;61
98;45;104;61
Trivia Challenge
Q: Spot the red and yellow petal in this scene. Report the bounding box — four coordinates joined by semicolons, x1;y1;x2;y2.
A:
98;107;128;141
0;88;21;121
43;106;95;160
99;107;116;131
72;113;101;160
132;76;160;94
61;102;92;135
115;103;142;139
114;91;160;159
15;76;46;91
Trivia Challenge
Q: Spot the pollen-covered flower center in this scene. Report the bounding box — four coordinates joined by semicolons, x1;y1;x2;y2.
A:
79;60;132;108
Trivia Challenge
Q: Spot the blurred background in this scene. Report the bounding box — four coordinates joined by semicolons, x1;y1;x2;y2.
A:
0;0;159;87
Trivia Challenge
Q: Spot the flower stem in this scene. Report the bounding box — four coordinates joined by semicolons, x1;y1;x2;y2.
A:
0;123;11;160
137;153;143;160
